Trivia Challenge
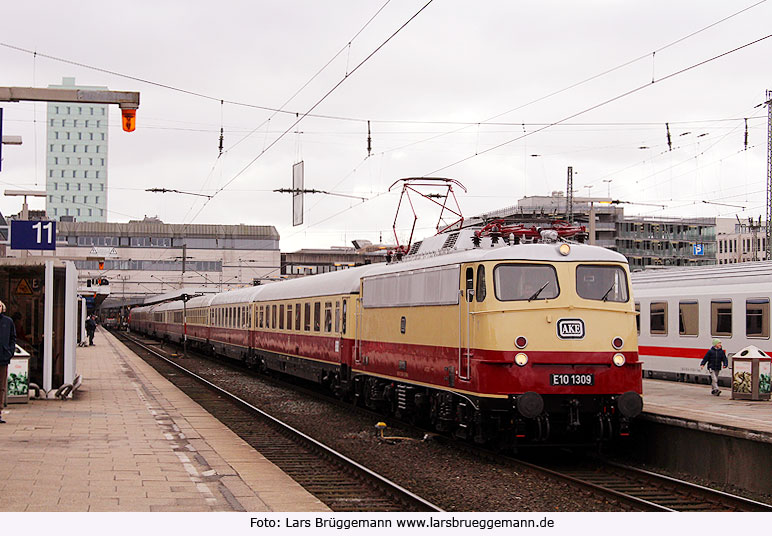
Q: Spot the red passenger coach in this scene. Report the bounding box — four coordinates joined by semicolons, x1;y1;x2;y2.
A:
130;226;642;447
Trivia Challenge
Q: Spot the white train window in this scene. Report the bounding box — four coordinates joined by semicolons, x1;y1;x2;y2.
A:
279;304;285;330
711;300;732;337
650;302;667;335
635;303;640;334
304;303;311;331
747;299;769;339
679;302;699;336
324;302;332;333
295;303;301;331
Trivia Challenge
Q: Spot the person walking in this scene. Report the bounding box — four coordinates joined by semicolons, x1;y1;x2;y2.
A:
0;301;18;423
85;315;96;346
700;338;728;396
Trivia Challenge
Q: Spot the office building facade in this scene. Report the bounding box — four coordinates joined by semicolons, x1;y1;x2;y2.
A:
46;77;108;222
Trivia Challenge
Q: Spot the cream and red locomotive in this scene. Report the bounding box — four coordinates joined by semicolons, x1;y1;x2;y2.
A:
130;225;642;446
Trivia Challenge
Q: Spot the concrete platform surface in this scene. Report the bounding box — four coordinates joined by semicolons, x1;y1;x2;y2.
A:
0;329;330;512
643;378;772;441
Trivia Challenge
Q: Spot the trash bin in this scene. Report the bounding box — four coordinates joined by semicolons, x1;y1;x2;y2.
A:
6;345;31;404
731;345;771;401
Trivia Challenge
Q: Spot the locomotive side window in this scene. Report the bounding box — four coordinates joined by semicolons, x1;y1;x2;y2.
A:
635;302;640;334
279;304;285;330
679;301;699;336
746;299;769;338
476;265;486;302
314;302;321;332
324;302;332;333
493;264;559;301
711;300;732;337
295;303;301;331
465;267;474;302
576;265;629;302
650;302;667;335
342;299;347;334
304;303;311;331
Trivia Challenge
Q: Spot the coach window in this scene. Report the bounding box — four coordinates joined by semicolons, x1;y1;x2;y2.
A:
258;306;264;328
635;303;640;334
295;303;301;331
314;302;321;332
324;302;333;333
679;302;699;336
279;304;285;330
465;267;474;302
476;266;486;302
286;305;293;331
650;302;667;335
342;299;347;334
304;303;311;331
272;304;277;330
747;299;769;338
711;300;732;337
335;301;341;333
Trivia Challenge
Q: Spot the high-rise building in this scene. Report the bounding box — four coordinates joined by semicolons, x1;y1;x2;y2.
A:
45;77;108;222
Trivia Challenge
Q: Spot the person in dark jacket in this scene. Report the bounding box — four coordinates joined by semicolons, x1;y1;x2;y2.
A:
700;338;728;396
85;315;96;346
0;300;18;423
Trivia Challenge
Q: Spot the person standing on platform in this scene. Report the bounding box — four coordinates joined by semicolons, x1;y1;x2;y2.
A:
86;315;96;346
700;338;728;396
0;301;18;423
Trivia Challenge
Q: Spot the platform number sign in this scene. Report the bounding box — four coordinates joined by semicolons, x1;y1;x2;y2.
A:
692;244;704;256
10;220;57;251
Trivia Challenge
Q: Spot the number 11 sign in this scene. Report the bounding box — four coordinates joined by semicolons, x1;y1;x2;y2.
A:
10;220;57;251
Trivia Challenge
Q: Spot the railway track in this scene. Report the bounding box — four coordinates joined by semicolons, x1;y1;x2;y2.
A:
114;330;772;512
514;458;772;512
112;331;442;513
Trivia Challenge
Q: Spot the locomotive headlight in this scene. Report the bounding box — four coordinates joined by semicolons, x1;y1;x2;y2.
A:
515;352;529;366
612;353;626;367
558;243;571;256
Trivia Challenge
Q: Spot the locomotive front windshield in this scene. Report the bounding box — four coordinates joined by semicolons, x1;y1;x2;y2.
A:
576;265;629;302
494;264;559;301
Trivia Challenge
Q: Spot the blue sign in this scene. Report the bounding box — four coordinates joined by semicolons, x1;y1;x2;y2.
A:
693;244;704;256
10;220;57;251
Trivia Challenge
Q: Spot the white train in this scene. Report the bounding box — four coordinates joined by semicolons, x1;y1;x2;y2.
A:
632;262;772;385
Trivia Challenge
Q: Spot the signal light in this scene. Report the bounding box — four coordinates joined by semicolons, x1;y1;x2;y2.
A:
121;109;136;132
98;261;105;270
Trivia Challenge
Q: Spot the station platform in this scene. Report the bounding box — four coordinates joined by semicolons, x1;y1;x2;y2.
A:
642;378;772;443
0;329;330;512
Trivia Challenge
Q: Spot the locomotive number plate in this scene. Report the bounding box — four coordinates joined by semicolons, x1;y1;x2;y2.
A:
550;373;594;386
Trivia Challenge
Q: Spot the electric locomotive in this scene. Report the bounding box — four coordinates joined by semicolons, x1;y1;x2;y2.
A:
130;225;643;446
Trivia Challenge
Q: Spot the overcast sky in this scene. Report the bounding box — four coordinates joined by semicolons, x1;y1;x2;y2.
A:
2;1;771;253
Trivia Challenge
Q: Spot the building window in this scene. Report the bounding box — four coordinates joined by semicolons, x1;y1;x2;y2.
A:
65;183;69;190
73;119;78;127
90;107;94;115
100;184;104;191
711;300;732;337
95;196;100;204
54;132;59;139
89;133;93;141
88;209;92;217
77;208;81;216
53;208;58;216
101;133;105;141
650;302;667;335
89;184;93;191
54;183;58;191
66;132;70;140
679;301;699;336
49;170;53;177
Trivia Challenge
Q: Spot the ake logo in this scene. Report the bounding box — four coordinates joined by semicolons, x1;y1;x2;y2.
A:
557;318;585;339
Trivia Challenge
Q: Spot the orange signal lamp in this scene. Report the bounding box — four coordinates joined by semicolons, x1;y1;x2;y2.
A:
98;261;105;270
121;109;136;132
